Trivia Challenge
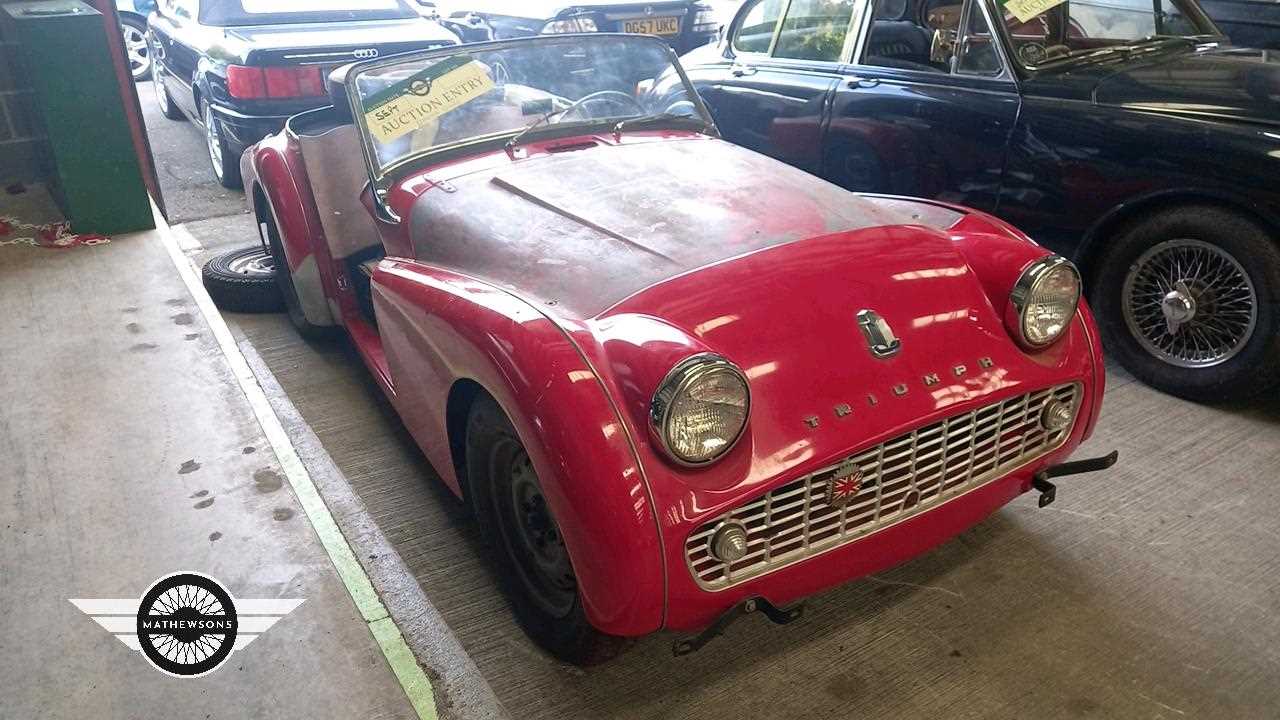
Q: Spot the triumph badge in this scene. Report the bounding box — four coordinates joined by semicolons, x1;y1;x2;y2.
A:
824;462;865;508
857;309;900;358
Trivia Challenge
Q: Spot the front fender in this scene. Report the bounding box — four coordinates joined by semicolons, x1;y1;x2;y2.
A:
372;261;665;636
249;135;336;327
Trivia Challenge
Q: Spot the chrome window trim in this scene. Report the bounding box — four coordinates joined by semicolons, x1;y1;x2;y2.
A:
851;0;1017;84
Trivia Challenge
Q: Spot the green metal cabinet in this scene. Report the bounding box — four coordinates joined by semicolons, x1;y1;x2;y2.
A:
2;0;153;234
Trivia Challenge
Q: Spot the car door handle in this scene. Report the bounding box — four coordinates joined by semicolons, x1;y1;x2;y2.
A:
730;64;757;77
846;76;881;89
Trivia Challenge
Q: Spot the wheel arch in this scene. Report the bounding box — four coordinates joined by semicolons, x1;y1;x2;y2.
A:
1074;189;1280;287
247;147;336;327
445;377;486;502
372;263;666;636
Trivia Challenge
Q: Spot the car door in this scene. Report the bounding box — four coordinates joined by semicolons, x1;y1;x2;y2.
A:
823;0;1018;213
684;0;856;176
151;0;202;117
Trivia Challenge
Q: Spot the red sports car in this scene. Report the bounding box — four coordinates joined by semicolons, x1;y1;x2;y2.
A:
241;35;1115;664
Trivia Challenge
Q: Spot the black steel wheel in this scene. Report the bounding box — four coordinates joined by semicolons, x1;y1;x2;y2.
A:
465;395;627;665
202;246;284;313
1092;205;1280;402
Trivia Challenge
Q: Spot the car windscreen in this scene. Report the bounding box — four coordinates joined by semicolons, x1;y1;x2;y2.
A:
347;36;711;181
200;0;419;26
994;0;1218;68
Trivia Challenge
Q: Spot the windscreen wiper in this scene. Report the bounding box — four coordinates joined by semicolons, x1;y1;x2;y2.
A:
505;107;569;153
611;112;711;137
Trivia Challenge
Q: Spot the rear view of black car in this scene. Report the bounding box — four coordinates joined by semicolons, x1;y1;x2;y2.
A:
425;1;721;54
149;0;458;188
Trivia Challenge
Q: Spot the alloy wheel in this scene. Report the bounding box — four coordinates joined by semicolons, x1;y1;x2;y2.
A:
121;23;151;80
204;104;224;181
152;68;168;110
226;248;274;277
1121;238;1257;368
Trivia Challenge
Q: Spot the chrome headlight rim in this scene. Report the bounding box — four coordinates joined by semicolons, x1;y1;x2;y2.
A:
1008;255;1081;350
650;353;750;467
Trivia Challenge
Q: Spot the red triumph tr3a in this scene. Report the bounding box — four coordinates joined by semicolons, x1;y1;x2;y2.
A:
240;34;1117;664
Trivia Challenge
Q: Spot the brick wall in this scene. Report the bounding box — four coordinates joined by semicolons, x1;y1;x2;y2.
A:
0;12;49;185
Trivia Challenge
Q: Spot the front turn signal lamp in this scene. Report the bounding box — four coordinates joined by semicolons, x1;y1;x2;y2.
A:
1007;255;1081;350
650;354;749;466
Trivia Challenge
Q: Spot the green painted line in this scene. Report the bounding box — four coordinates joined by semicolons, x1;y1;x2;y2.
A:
371;617;440;720
156;214;438;720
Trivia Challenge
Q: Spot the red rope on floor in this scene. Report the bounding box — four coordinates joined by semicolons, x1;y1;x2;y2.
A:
0;216;110;249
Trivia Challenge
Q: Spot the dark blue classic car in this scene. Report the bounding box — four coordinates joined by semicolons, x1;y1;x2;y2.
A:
679;0;1280;402
1200;0;1280;49
149;0;457;188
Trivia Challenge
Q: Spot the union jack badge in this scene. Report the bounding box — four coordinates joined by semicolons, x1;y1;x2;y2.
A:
824;462;864;508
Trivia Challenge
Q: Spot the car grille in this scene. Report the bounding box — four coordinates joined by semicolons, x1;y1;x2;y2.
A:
685;383;1080;590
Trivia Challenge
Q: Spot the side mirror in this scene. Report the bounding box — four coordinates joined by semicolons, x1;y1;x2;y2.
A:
930;28;957;65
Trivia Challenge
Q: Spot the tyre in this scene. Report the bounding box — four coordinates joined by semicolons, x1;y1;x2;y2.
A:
465;396;627;665
203;102;243;190
120;16;151;81
1091;205;1280;402
152;63;184;120
257;200;334;339
201;246;284;313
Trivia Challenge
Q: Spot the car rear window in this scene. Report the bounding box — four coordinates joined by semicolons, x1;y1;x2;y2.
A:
200;0;418;26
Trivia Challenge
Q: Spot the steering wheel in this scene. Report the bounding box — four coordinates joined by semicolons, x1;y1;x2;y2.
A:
558;90;646;123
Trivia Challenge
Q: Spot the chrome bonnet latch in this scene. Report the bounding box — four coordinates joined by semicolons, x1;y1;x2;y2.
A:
1031;450;1120;508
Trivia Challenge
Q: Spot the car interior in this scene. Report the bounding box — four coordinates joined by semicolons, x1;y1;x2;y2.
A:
864;0;1003;74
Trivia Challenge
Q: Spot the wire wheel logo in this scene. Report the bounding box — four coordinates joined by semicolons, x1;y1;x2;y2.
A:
136;573;238;677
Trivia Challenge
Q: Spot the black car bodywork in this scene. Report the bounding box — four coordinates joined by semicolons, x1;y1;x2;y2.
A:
425;0;721;54
149;0;457;188
679;0;1280;402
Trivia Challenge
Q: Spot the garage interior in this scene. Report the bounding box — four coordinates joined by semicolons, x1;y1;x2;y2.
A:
4;1;1280;719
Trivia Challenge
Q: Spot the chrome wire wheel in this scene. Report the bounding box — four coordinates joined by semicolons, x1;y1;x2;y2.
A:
493;442;576;619
1121;238;1257;368
204;104;224;181
121;21;150;80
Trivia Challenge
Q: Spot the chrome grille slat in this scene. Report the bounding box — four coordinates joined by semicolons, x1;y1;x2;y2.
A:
685;383;1081;590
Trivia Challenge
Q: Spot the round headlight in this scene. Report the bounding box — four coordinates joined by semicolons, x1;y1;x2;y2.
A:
1009;255;1081;349
651;354;750;466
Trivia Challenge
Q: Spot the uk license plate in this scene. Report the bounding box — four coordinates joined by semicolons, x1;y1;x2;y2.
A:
622;17;680;36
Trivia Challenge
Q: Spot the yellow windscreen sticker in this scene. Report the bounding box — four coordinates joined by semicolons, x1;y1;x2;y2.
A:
1002;0;1066;23
363;57;495;146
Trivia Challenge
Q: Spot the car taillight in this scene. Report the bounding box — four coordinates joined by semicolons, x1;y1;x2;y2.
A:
227;65;325;99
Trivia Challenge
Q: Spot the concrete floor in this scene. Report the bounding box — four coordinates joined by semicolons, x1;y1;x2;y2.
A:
182;215;1280;719
0;230;420;719
136;80;248;225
